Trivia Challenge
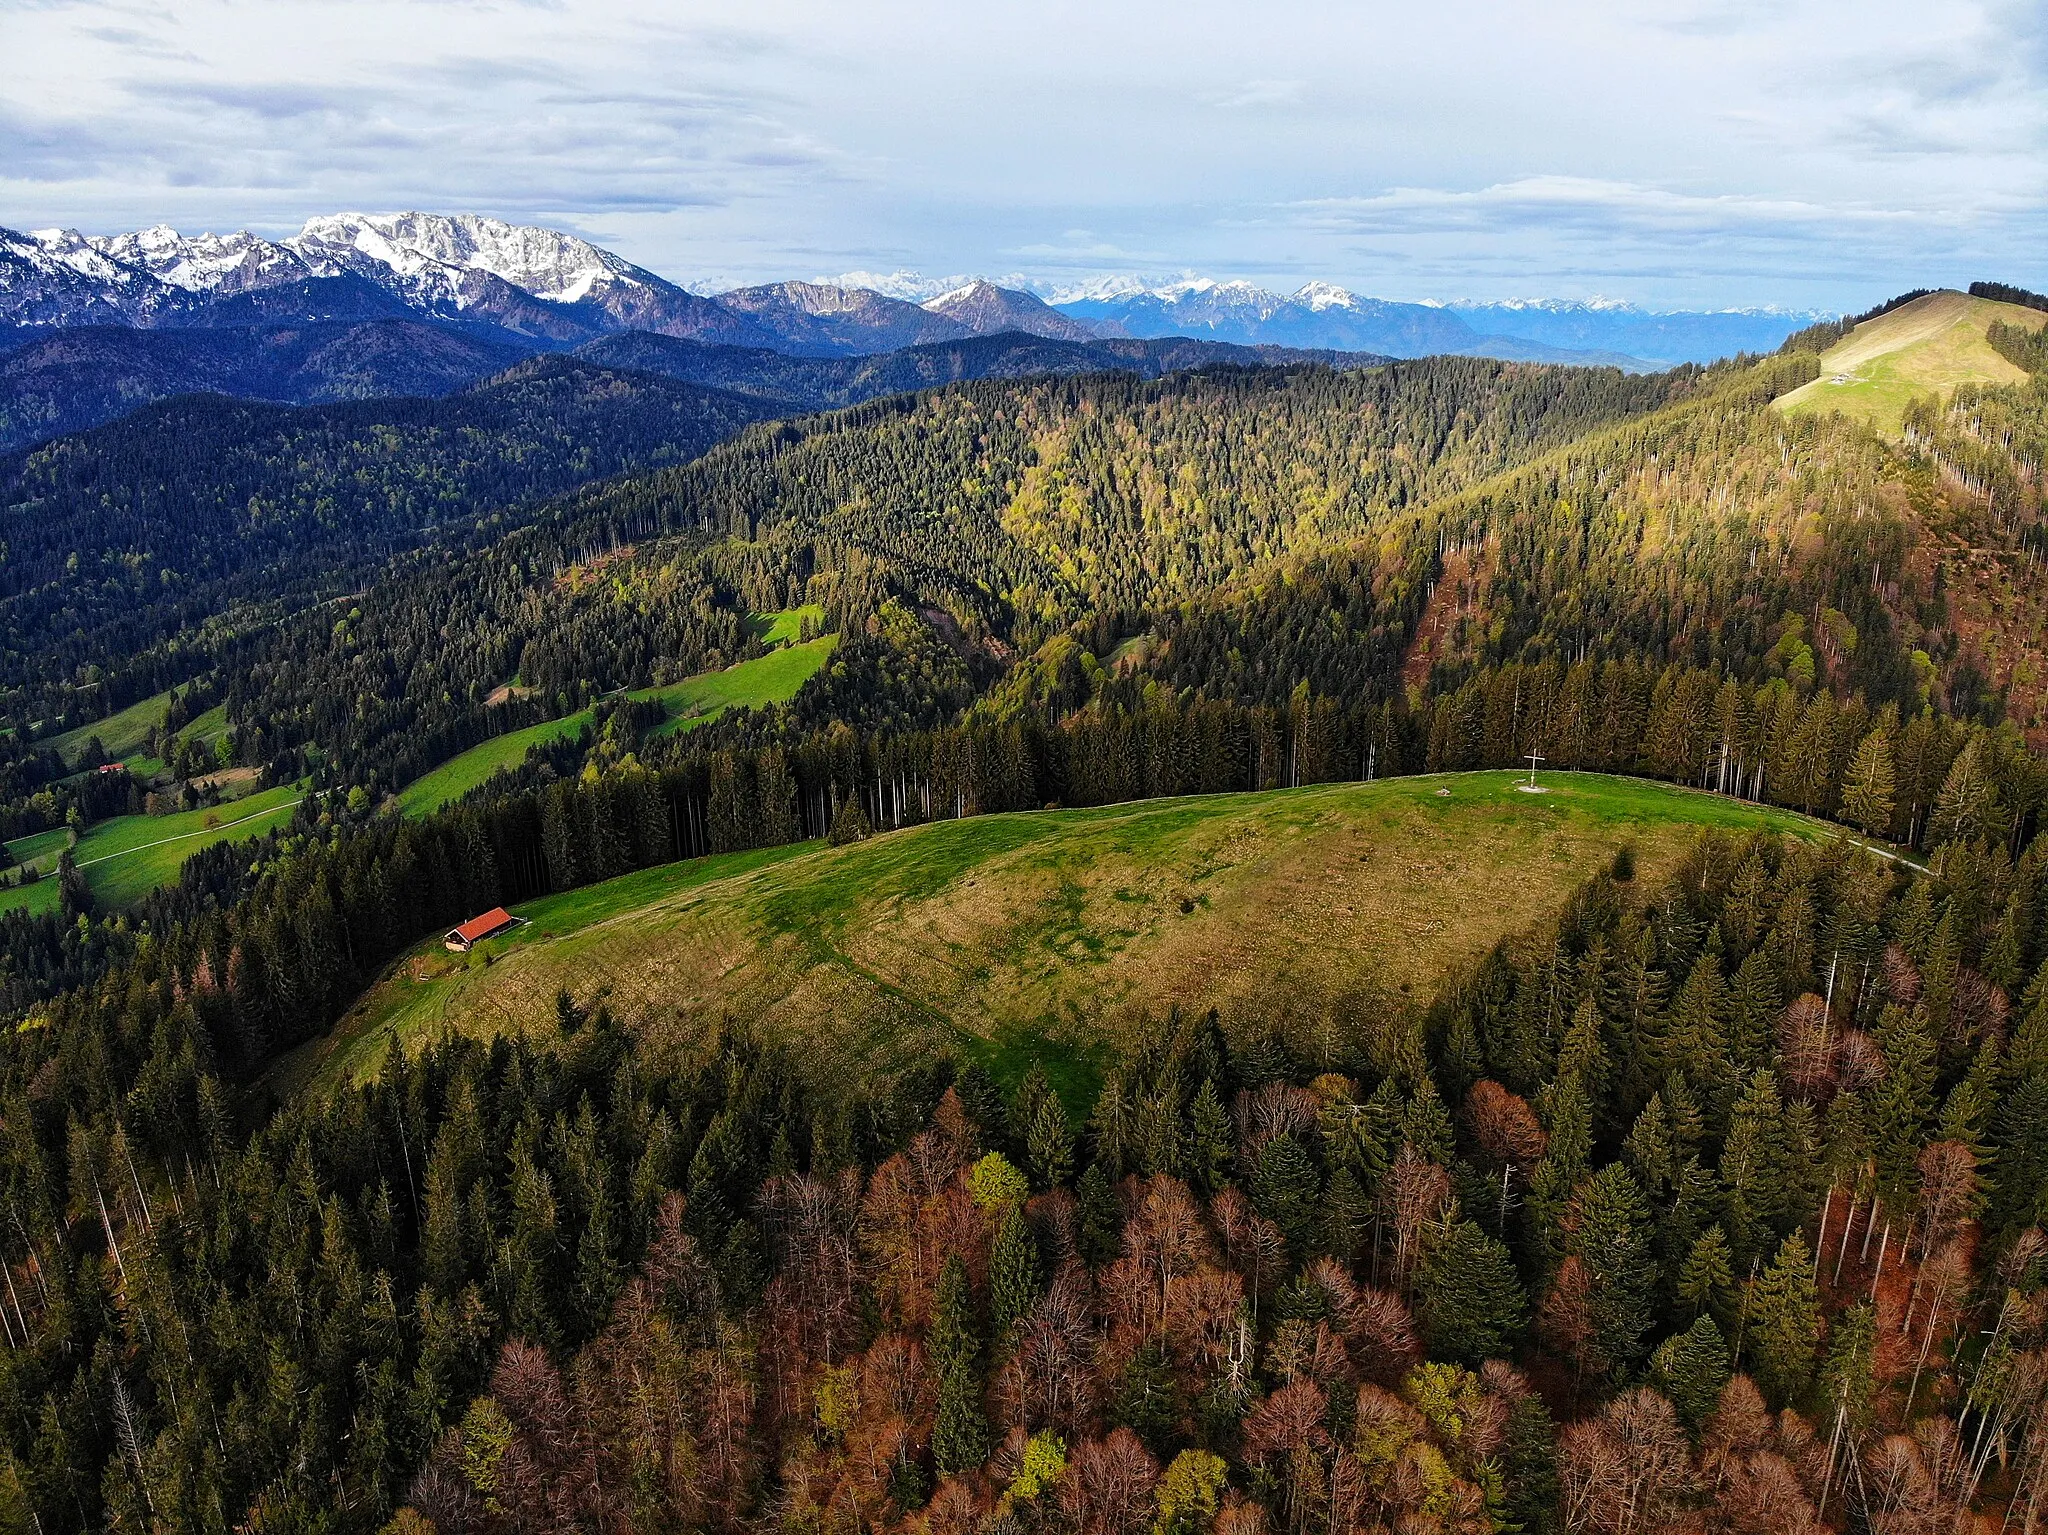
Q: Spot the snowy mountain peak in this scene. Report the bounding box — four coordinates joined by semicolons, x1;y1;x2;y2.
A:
922;279;1098;342
818;269;972;302
93;225;307;293
1292;281;1356;311
22;227;150;286
287;212;662;309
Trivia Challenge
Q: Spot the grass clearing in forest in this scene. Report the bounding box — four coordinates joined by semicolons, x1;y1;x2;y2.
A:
305;770;1850;1100
42;689;234;776
1776;291;2048;434
44;689;174;768
393;630;838;816
0;782;304;916
394;714;593;818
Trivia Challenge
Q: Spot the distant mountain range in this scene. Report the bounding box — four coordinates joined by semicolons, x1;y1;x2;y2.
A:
0;211;1831;452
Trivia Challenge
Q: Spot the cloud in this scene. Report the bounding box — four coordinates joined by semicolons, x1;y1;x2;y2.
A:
1;0;2044;307
1208;79;1306;110
1294;177;1940;242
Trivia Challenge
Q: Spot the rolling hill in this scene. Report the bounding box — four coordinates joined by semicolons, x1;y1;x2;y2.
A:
1775;289;2048;431
279;770;1853;1096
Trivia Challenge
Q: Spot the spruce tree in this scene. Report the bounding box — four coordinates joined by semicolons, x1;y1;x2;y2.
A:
1744;1230;1822;1408
1649;1314;1731;1433
1076;1162;1122;1267
1109;1336;1179;1455
1319;1165;1371;1263
1418;1219;1528;1364
1676;1224;1736;1325
1842;730;1897;838
1569;1163;1658;1380
1187;1077;1234;1194
1024;1090;1075;1191
1250;1136;1321;1256
990;1201;1042;1341
930;1255;989;1474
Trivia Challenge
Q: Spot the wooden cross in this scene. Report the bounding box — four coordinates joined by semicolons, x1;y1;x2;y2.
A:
1525;749;1545;787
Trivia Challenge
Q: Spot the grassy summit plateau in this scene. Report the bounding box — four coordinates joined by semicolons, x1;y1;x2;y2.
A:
1776;290;2048;432
281;770;1851;1099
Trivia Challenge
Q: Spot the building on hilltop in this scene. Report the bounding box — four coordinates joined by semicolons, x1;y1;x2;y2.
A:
445;907;518;952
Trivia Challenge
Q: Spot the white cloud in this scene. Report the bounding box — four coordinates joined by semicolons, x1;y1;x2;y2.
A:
0;0;2043;308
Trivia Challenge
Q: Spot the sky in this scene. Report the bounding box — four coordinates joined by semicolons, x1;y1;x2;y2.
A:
3;0;2046;311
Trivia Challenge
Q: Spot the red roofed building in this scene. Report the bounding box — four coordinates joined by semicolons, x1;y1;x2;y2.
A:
445;907;518;952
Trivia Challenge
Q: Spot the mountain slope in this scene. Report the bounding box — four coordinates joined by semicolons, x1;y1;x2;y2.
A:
714;280;972;354
291;771;1835;1091
570;329;1388;411
923;279;1099;340
0;358;773;712
0;318;534;451
1775;289;2048;431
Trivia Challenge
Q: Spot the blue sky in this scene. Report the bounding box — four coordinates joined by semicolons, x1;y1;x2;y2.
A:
3;0;2044;310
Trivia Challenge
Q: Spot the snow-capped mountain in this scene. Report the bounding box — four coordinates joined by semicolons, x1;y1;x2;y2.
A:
1058;279;1481;358
288;212;650;308
1045;276;1824;365
716;280;972;355
922;280;1097;343
95;225;306;295
1;214;778;347
1;226;175;326
6;211;1825;367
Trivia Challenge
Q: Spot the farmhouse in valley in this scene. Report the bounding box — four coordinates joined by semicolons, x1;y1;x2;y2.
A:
445;907;518;952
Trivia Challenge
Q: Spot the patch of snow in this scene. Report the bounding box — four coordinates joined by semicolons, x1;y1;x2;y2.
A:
1292;280;1357;311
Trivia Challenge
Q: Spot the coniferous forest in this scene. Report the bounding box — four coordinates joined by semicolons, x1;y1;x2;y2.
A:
1;295;2048;1535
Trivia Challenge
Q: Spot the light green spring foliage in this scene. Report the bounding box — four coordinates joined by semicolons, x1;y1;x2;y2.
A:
458;1396;516;1507
1153;1449;1228;1535
970;1151;1029;1212
815;1364;859;1441
1403;1362;1487;1452
1008;1432;1068;1503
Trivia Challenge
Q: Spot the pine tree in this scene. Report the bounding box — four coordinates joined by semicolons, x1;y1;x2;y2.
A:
1418;1219;1528;1364
990;1201;1042;1341
1645;1319;1727;1441
1568;1163;1658;1379
1187;1077;1233;1194
1743;1230;1822;1409
930;1254;989;1473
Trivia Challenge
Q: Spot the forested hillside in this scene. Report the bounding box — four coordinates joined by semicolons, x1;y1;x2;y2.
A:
155;357;1676;796
4;303;2048;1533
0;358;771;725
